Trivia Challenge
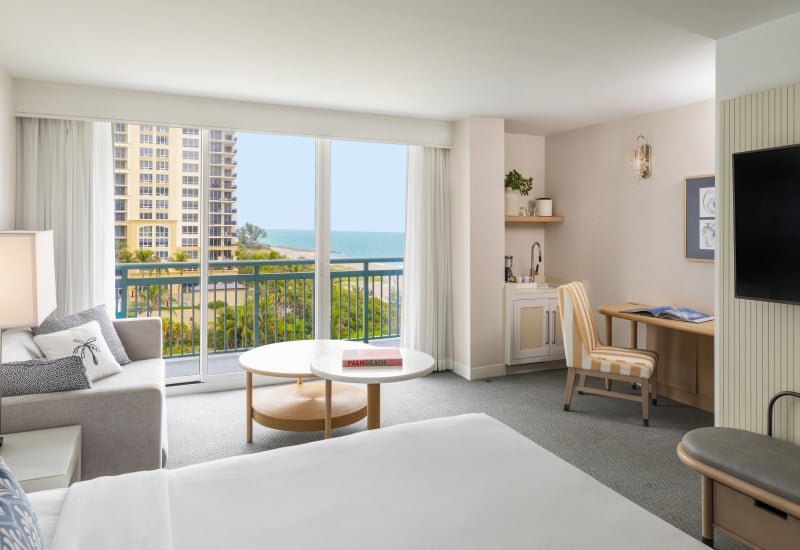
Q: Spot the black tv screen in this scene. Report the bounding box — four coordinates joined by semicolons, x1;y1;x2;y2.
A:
733;144;800;304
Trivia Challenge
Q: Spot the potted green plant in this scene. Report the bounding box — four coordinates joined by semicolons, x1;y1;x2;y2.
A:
504;169;534;215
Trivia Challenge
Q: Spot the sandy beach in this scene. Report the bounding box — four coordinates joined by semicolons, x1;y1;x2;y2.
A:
268;245;401;270
269;245;315;261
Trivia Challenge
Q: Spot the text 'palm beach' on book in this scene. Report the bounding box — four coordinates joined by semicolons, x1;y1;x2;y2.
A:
342;348;403;367
622;305;714;323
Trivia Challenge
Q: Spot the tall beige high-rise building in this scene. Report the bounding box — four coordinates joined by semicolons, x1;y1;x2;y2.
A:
113;124;238;262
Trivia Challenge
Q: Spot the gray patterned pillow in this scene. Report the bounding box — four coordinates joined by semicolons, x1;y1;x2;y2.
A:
32;304;131;365
0;457;45;549
2;356;92;396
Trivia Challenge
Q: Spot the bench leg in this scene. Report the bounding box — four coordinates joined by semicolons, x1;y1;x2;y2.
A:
701;474;714;547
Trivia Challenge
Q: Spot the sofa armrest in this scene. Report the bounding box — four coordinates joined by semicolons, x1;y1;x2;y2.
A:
3;359;166;479
113;317;163;361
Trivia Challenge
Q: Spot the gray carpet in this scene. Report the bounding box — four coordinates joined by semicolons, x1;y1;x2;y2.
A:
167;368;746;549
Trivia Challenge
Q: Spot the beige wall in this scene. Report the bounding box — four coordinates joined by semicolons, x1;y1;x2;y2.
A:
451;118;506;380
469;119;505;374
451;120;472;374
545;100;715;348
717;13;800;441
0;67;14;229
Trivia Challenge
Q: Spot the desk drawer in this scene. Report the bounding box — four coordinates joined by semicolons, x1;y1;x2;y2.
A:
713;481;800;549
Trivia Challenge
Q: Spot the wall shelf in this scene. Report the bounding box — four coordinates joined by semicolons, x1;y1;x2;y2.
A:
504;216;564;223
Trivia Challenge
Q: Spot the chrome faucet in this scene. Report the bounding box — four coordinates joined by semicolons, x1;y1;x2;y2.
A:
530;242;542;277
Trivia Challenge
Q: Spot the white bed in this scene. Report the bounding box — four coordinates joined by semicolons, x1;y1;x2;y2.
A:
30;414;705;550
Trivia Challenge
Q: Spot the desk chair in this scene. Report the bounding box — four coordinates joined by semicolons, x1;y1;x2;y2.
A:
557;281;658;426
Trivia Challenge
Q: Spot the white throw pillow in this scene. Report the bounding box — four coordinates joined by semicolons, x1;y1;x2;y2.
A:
33;320;122;381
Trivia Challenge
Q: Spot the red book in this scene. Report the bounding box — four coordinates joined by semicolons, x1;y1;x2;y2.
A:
342;348;403;367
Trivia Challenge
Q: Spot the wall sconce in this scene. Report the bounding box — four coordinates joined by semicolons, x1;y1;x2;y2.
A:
632;135;652;180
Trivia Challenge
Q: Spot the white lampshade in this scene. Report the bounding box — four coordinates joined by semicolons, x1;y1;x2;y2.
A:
0;231;57;328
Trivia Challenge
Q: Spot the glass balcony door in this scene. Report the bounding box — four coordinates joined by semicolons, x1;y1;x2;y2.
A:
113;124;405;386
329;139;406;343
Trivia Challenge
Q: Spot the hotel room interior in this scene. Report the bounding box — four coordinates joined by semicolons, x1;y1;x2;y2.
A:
1;1;800;549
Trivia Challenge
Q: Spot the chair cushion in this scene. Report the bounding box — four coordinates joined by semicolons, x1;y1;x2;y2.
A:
681;427;800;506
586;346;657;378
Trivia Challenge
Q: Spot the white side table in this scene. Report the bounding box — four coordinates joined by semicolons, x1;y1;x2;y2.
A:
238;340;372;441
311;348;435;438
1;425;81;492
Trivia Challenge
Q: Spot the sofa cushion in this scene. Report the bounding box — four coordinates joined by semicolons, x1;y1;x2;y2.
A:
1;329;44;362
0;457;45;550
2;356;92;396
32;304;131;365
33;320;122;381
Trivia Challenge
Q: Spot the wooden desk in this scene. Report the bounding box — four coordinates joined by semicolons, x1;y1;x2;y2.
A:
598;303;714;413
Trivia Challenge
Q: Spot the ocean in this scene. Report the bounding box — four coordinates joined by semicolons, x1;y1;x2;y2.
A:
264;229;404;259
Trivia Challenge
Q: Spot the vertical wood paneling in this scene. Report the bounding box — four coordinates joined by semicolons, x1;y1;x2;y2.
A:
719;83;800;442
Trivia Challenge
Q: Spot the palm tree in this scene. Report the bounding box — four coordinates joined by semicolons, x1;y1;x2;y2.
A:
132;249;160;263
212;304;254;351
139;284;164;317
169;251;190;275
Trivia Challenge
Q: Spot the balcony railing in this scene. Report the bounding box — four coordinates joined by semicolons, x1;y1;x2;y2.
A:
115;257;403;361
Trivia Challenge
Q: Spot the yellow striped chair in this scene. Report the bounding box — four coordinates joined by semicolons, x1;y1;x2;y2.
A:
557;281;658;426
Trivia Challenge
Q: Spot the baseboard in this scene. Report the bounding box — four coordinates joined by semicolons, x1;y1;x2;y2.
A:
453;361;507;381
506;360;566;376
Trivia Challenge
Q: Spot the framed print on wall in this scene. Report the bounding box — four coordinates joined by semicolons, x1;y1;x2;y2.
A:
684;175;715;262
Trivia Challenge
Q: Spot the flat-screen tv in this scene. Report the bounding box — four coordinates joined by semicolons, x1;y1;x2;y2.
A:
733;143;800;304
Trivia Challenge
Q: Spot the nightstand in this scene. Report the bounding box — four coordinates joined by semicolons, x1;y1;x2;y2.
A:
1;425;81;492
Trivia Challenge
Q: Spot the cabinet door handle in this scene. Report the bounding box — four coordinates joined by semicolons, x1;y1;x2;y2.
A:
552;309;557;345
545;311;550;344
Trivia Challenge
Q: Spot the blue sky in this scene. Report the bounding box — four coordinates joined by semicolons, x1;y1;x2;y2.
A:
235;134;407;233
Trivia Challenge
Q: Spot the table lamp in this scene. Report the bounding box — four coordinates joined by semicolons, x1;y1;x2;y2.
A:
0;230;57;446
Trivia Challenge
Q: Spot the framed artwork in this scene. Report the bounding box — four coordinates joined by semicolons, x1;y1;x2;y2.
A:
685;175;715;261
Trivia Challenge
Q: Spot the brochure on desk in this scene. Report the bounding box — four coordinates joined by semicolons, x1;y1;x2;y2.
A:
622;306;714;324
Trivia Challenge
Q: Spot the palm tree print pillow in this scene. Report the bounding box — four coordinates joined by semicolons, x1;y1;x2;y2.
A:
33;320;122;381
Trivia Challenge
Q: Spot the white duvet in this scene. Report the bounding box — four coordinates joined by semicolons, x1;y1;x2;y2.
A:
35;414;705;550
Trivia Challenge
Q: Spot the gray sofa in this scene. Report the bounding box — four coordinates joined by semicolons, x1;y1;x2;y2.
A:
3;317;167;480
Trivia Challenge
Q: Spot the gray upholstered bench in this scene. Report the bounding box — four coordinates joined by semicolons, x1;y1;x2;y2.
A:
677;392;800;548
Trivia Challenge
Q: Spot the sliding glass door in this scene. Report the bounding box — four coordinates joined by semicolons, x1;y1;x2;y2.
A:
112;124;406;384
329;139;406;343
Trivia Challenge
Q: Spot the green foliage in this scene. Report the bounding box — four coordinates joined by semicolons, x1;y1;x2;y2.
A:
330;279;400;340
169;251;190;262
237;222;268;248
132;249;161;263
163;320;200;356
235;248;288;273
151;261;402;357
129;284;167;316
504;169;534;196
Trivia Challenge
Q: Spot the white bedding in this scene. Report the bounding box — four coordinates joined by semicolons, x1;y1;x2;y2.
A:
31;413;706;550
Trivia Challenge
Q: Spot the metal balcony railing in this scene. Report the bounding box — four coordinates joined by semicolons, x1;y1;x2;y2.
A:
115;257;403;360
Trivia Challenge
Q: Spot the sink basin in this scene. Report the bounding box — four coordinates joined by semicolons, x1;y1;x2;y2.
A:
510;282;550;289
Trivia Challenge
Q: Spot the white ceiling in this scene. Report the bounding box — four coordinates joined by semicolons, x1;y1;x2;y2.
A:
2;0;800;135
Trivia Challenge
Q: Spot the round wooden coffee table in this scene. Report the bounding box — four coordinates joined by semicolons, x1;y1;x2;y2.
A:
238;340;372;442
311;348;435;438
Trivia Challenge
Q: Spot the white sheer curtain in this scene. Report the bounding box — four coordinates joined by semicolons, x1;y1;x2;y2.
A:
402;146;452;371
16;118;114;316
